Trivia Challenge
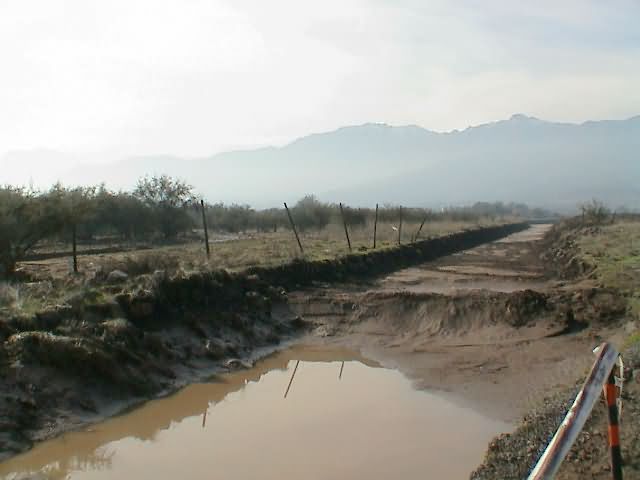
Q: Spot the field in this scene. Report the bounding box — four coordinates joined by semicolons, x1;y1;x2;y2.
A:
3;218;500;316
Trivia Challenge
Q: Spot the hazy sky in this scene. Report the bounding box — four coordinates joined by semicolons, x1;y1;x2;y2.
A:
1;0;639;159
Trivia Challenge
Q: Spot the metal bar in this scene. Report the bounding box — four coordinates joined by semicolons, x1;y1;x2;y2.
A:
283;202;304;255
527;342;619;480
339;361;344;380
284;360;300;398
339;203;352;252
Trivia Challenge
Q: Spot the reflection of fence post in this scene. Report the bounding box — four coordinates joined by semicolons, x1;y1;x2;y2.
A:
339;203;352;252
284;202;304;255
398;206;403;245
200;199;210;259
413;215;427;243
373;203;379;249
284;360;300;398
72;223;78;273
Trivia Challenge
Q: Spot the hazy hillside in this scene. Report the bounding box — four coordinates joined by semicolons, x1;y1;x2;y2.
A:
2;114;639;210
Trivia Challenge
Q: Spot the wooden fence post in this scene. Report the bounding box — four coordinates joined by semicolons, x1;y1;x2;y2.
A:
72;223;78;273
200;199;210;259
284;202;304;255
373;203;378;249
339;203;352;252
398;206;403;245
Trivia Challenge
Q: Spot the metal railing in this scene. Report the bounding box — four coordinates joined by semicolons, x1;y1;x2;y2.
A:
528;342;623;479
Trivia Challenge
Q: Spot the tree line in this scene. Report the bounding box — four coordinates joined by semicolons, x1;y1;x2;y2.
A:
0;174;552;277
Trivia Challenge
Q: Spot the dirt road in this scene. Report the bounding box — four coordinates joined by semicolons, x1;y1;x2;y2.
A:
290;224;617;422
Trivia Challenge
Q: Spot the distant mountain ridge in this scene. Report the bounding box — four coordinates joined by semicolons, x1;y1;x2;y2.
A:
2;114;639;211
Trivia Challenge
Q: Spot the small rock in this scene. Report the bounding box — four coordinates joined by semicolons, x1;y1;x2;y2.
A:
106;270;129;283
224;358;252;370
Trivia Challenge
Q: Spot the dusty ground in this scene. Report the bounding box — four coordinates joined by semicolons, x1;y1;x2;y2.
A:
285;221;639;479
289;225;614;421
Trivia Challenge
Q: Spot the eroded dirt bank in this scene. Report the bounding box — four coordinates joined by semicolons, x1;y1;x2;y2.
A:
289;225;623;419
287;222;638;478
0;223;527;461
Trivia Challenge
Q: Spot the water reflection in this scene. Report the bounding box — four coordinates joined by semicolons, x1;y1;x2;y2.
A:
0;345;509;480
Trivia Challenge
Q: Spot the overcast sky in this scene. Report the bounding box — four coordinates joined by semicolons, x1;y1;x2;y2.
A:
1;0;639;159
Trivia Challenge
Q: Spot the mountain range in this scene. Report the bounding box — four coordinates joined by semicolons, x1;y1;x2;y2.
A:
2;114;639;211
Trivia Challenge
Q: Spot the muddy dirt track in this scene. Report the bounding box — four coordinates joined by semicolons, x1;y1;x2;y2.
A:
3;222;636;479
289;225;620;421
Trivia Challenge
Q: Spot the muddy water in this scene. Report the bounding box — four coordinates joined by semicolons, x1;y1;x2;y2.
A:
0;346;510;480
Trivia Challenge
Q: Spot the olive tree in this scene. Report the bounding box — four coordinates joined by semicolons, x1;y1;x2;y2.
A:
134;175;196;239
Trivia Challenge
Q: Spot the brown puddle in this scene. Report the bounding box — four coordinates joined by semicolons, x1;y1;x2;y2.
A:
0;346;510;480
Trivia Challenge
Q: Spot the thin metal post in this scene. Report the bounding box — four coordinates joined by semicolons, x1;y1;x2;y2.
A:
284;203;304;255
414;215;427;243
373;203;378;249
398;206;403;245
339;203;352;252
527;343;619;480
72;223;78;273
200;199;210;259
339;361;344;380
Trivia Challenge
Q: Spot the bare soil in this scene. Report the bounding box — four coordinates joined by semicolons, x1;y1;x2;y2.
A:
287;223;639;478
289;225;616;419
2;221;637;479
0;224;527;462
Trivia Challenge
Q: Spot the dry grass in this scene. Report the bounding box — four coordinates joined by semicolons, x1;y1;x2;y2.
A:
577;220;640;320
16;219;501;280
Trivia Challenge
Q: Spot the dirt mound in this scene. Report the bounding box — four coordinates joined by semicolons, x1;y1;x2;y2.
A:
541;221;598;279
293;289;565;343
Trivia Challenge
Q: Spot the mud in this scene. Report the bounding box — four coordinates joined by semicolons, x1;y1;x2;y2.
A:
0;223;528;461
287;224;627;423
1;220;634;478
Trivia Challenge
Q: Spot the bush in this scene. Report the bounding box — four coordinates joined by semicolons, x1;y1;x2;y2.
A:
134;175;196;239
0;186;68;277
291;195;332;231
580;199;611;225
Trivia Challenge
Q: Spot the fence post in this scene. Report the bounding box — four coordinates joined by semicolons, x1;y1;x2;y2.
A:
398;206;403;245
200;200;210;259
413;215;427;243
373;203;379;249
339;203;352;252
284;202;304;255
72;223;78;273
